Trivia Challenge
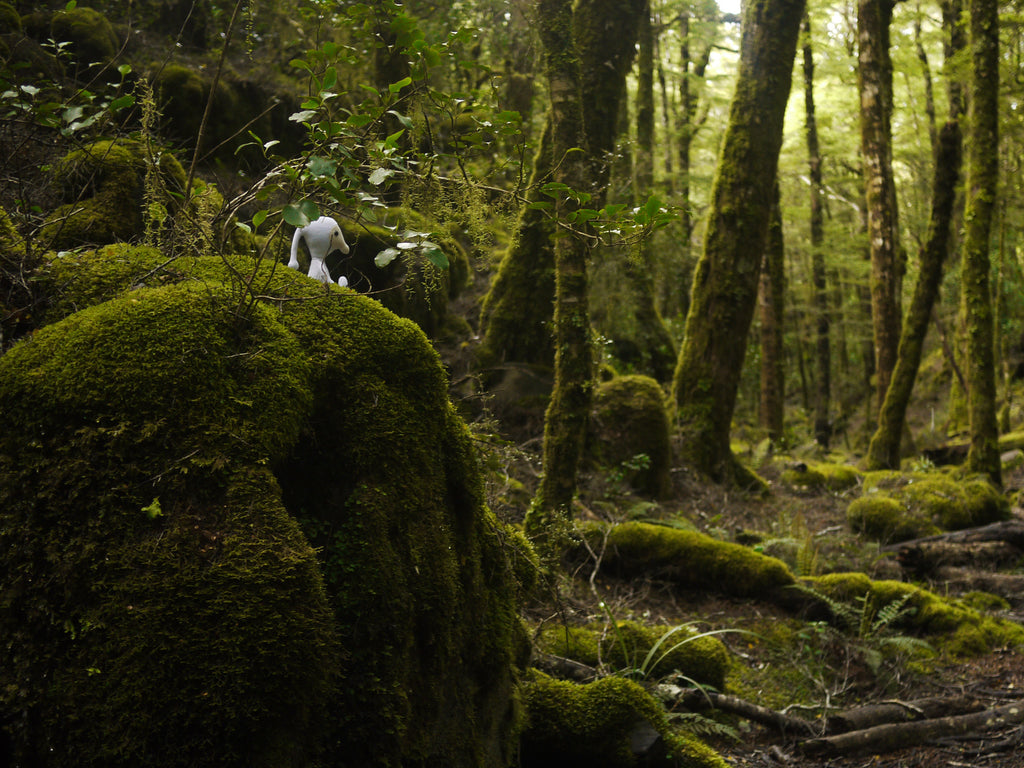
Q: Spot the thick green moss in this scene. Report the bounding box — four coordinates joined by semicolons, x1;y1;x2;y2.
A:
40;140;187;249
780;460;861;493
535;620;730;689
809;573;1024;658
594;521;795;598
50;6;118;66
0;1;20;33
586;375;673;498
520;671;727;768
851;470;1010;542
846;494;939;543
0;258;528;767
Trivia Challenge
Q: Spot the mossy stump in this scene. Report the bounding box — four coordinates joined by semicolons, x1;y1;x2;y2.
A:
586;374;673;498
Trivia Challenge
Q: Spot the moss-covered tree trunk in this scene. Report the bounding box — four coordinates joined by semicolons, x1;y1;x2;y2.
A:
803;13;831;448
758;183;785;444
671;0;805;486
866;6;966;470
524;0;592;549
477;0;644;372
866;121;962;469
627;0;677;384
961;0;1001;485
858;0;902;416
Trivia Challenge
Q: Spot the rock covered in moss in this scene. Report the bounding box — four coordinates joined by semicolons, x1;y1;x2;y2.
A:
848;470;1010;543
0;255;528;767
586;374;673;498
520;671;727;768
40;139;187;248
534;620;731;690
50;6;119;67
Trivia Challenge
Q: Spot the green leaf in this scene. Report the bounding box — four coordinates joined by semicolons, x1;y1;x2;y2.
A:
540;182;571;198
375;248;400;267
387;109;414;129
424;246;448;270
368;167;395;186
141;498;162;520
321;67;338;91
252;210;268;231
283;200;320;228
109;94;135;112
389;76;413;93
289;109;318;124
346;113;374;127
308;155;337;177
289;58;312;72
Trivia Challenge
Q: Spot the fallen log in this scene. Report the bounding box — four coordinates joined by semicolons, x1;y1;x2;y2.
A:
927;568;1024;607
800;700;1024;757
824;695;984;734
894;540;1022;575
676;690;817;737
882;519;1024;553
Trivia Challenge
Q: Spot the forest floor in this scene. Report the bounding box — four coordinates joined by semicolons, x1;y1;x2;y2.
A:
439;276;1024;768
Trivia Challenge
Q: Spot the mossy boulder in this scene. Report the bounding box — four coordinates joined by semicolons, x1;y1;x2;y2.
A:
0;255;528;767
40;139;188;249
780;460;861;493
846;495;939;543
809;573;1024;658
534;620;731;689
0;1;20;33
586;375;673;498
520;671;727;768
849;471;1010;543
50;6;119;67
590;521;796;599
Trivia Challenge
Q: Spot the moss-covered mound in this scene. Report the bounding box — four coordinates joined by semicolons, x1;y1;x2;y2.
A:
520;671;727;768
590;521;796;599
0;255;527;767
808;573;1024;658
40;139;187;249
586;375;673;498
849;470;1010;543
50;6;119;67
534;620;731;689
779;460;861;493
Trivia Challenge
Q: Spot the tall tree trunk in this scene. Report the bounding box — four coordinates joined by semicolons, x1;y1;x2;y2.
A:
962;0;1001;485
865;6;967;470
866;121;962;469
858;0;902;414
626;0;677;384
803;13;831;448
672;0;805;487
525;0;592;550
759;182;786;444
477;0;644;372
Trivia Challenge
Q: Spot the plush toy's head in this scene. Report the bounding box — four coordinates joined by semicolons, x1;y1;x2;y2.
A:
303;216;349;259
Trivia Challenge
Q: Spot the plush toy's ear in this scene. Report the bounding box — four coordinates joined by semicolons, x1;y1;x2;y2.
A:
288;227;303;270
332;224;350;255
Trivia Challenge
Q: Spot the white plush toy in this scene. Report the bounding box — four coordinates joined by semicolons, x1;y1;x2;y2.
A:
289;215;350;287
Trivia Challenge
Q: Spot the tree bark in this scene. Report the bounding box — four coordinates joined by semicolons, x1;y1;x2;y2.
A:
803;13;831;448
800;701;1024;758
961;0;1001;485
525;0;592;550
672;0;805;487
477;0;645;372
759;183;785;444
865;120;962;469
858;0;902;414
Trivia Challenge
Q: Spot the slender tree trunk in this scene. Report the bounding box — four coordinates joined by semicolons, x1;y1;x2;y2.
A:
962;0;1001;485
759;182;786;444
866;121;962;469
672;0;805;487
865;6;967;470
803;13;831;448
858;0;902;414
525;0;592;549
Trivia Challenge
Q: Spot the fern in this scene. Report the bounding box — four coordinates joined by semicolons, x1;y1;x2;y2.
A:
667;712;741;742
